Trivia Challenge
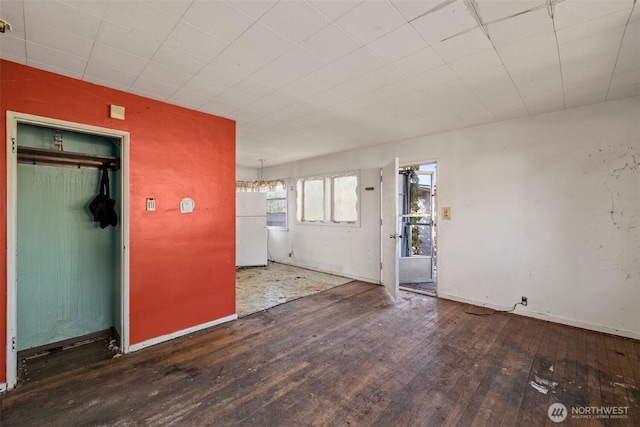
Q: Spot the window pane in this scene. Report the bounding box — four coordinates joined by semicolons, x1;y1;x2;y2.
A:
266;184;287;227
332;175;357;222
303;179;324;221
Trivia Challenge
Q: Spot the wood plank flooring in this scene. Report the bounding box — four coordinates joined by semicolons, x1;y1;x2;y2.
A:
1;281;638;426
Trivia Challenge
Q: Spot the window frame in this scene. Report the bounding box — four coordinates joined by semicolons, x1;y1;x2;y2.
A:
266;180;288;229
296;170;360;227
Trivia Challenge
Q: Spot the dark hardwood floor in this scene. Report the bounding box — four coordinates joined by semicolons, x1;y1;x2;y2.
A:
1;281;638;426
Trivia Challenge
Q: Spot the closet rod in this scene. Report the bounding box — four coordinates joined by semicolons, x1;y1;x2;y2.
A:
17;146;120;171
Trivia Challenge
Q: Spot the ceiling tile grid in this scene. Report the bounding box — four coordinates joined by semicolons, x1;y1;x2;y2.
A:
0;0;638;167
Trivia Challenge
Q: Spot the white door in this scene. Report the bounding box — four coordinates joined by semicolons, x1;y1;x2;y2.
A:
381;158;399;298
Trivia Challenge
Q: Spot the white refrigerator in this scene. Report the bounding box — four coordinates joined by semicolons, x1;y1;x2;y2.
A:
236;192;268;267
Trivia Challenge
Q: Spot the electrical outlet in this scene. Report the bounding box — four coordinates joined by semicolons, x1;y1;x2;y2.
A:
442;207;451;220
521;296;528;306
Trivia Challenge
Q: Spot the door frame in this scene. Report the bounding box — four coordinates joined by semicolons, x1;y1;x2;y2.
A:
5;111;131;390
398;160;439;289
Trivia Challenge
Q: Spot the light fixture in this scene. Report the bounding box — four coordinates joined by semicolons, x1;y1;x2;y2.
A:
0;18;12;33
253;159;269;192
53;131;63;151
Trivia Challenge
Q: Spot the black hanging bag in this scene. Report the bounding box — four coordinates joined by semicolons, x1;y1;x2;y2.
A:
89;163;118;229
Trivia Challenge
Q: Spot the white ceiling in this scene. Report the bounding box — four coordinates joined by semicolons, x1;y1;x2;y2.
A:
1;0;638;168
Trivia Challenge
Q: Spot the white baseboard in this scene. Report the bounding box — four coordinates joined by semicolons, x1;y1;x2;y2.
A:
127;314;238;353
438;292;640;341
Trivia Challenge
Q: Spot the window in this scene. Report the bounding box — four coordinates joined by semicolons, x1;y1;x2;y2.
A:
296;171;359;225
332;175;358;222
266;183;287;228
236;178;288;229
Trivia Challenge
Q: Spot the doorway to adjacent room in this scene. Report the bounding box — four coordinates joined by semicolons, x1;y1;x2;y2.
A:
398;162;437;296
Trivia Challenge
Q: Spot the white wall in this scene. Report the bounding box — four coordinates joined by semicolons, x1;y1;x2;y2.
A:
252;96;640;339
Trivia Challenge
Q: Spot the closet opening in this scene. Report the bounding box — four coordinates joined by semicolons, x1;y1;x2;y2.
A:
5;112;130;390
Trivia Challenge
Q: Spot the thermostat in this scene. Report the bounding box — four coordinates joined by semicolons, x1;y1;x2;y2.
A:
180;198;195;213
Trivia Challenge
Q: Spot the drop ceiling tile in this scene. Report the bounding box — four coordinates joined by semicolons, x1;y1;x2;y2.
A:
143;0;192;18
553;0;633;30
332;66;403;99
89;42;148;76
520;91;565;115
433;28;493;63
181;76;228;99
0;34;27;61
423;75;468;99
329;47;385;82
563;78;611;108
130;75;180;100
388;46;444;78
305;89;350;107
167;88;213;110
335;0;406;44
495;32;558;68
408;64;459;91
299;23;361;63
259;1;331;43
609;19;640;78
556;8;630;45
607;75;640;101
164;21;229;62
448;48;504;77
390;0;445;21
214;43;270;79
410;0;478;45
200;99;237;118
230;106;267;123
139;60;192;88
97;20;162;59
25;18;94;60
249;60;301;89
216;87;261;108
459;66;512;91
102;1;178;42
61;0;108;18
83;74;131;93
182;0;256;43
23;0;102;39
84;60;138;89
252;108;305;129
308;0;362;20
27;57;83;80
366;23;428;63
483;95;529;122
306;63;347;89
474;0;544;23
232;78;276;99
486;8;553;46
278;78;325;100
26;42;87;76
196;60;245;87
259;90;301;108
631;3;640;22
242;98;282;115
230;22;295;64
559;26;624;88
151;44;207;76
270;46;326;81
228;0;278;20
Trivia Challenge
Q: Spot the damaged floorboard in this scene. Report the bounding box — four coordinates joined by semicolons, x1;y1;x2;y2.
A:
1;281;638;426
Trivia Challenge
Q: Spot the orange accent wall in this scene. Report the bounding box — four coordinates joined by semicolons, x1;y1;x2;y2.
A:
0;60;236;383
